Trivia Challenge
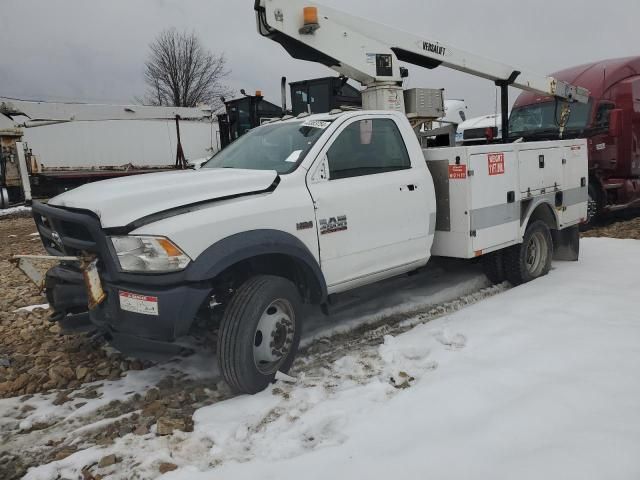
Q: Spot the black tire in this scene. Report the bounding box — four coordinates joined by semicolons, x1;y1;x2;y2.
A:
504;220;553;286
217;275;302;394
481;251;506;284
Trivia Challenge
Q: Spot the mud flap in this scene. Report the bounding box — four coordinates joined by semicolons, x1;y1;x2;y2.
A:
552;225;580;261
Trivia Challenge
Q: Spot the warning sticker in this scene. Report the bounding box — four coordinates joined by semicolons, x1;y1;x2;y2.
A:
448;164;467;179
119;291;159;316
488;153;505;176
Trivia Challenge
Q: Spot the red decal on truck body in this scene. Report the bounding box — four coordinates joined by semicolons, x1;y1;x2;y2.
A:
448;164;467;179
488;153;505;176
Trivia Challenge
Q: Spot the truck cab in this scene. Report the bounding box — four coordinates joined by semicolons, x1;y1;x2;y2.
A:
510;56;640;221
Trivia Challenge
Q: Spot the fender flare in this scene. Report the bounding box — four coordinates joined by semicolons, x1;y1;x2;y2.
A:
186;229;328;303
520;198;560;236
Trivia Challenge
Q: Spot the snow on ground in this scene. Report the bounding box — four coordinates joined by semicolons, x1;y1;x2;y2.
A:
17;238;640;479
4;259;488;478
0;206;31;217
162;238;640;480
302;259;489;344
13;303;49;313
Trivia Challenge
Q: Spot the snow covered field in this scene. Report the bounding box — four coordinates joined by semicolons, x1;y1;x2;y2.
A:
9;238;640;479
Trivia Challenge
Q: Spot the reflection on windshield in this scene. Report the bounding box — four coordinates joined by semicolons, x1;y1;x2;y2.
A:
509;100;592;136
203;121;330;174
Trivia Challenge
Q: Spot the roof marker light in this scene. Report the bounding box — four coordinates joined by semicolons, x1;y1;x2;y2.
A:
300;6;320;34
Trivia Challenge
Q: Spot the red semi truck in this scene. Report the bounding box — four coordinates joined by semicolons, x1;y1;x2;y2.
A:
511;56;640;222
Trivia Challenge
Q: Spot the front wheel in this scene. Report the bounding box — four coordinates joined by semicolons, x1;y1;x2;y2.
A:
504;220;553;286
217;275;302;394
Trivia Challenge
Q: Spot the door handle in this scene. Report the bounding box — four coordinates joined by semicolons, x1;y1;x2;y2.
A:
406;184;417;191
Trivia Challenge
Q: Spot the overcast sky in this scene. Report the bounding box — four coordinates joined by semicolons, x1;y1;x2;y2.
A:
1;0;638;116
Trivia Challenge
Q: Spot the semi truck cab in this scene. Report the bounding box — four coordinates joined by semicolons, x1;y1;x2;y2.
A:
511;56;640;221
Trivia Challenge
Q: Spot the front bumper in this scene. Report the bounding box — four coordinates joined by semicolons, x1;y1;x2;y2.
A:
32;201;211;354
89;277;211;341
44;264;210;354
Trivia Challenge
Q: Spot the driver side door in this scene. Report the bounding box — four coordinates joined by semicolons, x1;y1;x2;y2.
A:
307;116;429;293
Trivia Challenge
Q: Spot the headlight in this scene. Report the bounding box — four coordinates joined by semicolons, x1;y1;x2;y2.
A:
110;236;191;272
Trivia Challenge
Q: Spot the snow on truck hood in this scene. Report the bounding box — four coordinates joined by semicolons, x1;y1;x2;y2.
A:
48;168;278;228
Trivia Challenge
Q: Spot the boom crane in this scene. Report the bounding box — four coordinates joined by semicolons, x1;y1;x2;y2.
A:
255;0;589;140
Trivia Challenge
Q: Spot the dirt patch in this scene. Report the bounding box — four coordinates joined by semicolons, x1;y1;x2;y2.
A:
582;214;640;240
0;216;224;478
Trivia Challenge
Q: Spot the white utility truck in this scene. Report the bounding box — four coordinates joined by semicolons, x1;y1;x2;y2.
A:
24;1;588;394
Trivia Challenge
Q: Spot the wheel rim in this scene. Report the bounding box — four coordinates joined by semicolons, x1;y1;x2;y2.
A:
253;299;295;375
525;231;547;276
587;190;598;223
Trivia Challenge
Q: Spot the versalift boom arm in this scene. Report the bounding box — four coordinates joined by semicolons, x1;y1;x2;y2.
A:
255;0;590;138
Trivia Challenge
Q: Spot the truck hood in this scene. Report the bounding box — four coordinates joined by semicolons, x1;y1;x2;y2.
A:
49;168;279;228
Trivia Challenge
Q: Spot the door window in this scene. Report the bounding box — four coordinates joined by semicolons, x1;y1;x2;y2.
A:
326;119;411;180
309;83;330;114
595;102;615;128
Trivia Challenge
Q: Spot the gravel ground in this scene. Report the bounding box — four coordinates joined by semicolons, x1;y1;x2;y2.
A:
581;210;640;240
1;211;638;479
0;214;224;479
0;213;147;399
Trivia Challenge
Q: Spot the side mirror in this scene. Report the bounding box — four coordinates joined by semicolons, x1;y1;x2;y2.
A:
609;109;623;138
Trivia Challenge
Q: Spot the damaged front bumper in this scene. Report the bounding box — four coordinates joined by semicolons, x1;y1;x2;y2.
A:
22;201;211;358
41;262;210;357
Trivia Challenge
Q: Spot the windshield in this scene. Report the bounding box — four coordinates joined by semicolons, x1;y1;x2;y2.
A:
509;100;593;137
203;120;331;174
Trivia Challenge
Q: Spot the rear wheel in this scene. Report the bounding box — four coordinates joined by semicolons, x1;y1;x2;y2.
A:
481;251;506;284
217;275;301;394
504;220;553;286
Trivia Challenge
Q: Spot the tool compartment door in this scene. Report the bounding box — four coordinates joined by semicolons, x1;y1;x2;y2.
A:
560;141;589;225
469;151;520;252
518;146;565;194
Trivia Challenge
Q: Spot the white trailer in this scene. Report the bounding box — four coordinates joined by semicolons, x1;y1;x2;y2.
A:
23;119;218;172
0;100;216;205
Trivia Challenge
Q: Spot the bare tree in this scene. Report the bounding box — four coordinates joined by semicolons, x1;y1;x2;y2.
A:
143;29;231;109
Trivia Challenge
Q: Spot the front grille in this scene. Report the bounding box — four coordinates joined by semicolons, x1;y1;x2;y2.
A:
463;126;499;141
32;201;187;288
33;203;102;258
